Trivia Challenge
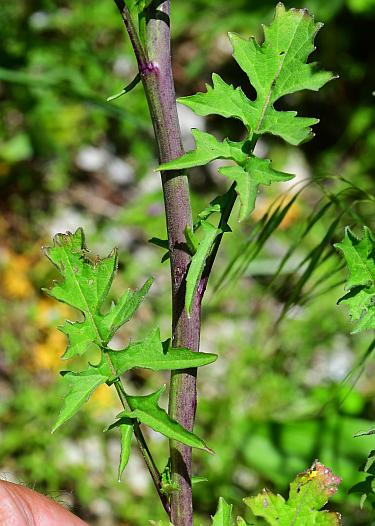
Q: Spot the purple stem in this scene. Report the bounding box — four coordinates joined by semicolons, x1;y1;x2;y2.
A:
113;1;200;524
143;4;201;524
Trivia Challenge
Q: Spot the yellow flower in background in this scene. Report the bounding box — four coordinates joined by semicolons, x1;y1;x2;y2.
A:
31;330;67;372
251;197;301;230
86;383;117;414
1;252;34;299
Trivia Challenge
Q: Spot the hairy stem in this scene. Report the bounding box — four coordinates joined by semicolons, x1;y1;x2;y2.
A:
113;1;199;524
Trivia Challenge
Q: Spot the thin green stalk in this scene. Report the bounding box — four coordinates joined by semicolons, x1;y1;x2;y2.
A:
113;0;149;69
112;378;171;517
103;349;170;516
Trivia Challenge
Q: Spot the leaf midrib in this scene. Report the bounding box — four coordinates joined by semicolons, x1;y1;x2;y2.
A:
62;246;103;346
254;16;303;133
352;244;375;285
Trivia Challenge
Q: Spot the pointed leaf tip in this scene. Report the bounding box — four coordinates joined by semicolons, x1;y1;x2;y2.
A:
52;368;109;432
182;4;335;145
107;328;217;374
186;221;220;315
212;497;233;526
118;421;133;481
118;386;210;450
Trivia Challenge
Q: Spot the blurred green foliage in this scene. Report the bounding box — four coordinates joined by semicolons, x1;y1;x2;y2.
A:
0;1;374;525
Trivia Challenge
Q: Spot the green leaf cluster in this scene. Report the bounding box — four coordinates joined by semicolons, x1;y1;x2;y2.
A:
245;461;342;525
44;228;216;476
349;450;375;510
210;462;341;525
336;227;375;333
156;3;334;316
159;3;334;222
44;228;153;359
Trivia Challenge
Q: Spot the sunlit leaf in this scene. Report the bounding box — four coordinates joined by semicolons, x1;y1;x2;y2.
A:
212;497;233;525
158;129;246;171
106;328;217;374
219;158;293;221
158;4;334;221
102;277;153;339
336;227;375;332
43;228;153;358
244;461;342;525
118;386;212;451
118;419;133;481
52;362;110;432
185;221;220;315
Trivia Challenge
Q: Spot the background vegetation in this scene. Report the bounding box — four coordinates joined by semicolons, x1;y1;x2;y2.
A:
0;0;374;524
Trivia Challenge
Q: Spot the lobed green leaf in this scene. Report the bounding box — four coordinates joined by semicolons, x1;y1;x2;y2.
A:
180;5;334;144
219;157;293;221
245;461;341;526
336;227;375;332
177;74;250;125
118;386;212;451
158;129;247;171
106;328;217;374
158;4;334;222
52;362;110;432
102;277;153;340
43;229;153;358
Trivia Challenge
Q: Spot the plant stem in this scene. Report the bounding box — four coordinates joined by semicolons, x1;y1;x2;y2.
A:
112;0;243;518
112;378;171;517
106;349;170;515
113;0;149;70
143;4;201;525
113;1;199;524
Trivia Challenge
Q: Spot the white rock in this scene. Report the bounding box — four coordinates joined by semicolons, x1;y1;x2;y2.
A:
75;146;109;172
48;207;94;237
29;11;50;30
81;437;105;472
99;226;134;251
125;454;149;495
113;56;134;78
106;157;134;185
138;170;162;195
253;138;268;159
90;498;113;521
177;105;205;149
61;439;83;466
281;150;311;191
